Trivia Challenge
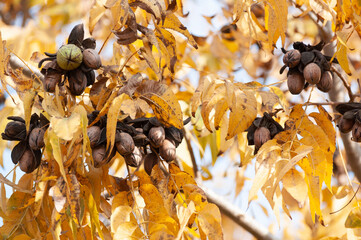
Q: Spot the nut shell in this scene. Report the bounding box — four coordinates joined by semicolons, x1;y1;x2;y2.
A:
19;149;36;173
92;145;107;168
29;128;45;150
124;147;142;167
144;152;158;175
43;72;62;92
68;69;87;95
303;63;321;84
254;127;271;149
159;139;176;162
287;71;305;95
87;126;101;148
115;132;135;156
338;111;356;133
83;49;101;69
148;126;165;148
56;44;83;70
4;121;26;140
316;71;333;92
352;121;361;142
283;49;301;68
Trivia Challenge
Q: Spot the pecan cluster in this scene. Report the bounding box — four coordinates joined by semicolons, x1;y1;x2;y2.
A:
247;113;284;153
2;114;49;173
280;41;338;94
336;103;361;142
38;24;101;95
87;111;188;174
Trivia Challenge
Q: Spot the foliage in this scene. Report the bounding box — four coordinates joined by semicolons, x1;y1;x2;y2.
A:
0;0;361;239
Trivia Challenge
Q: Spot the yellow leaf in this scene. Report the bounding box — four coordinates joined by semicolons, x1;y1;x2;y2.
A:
309;0;335;22
48;130;68;186
226;87;257;140
106;93;129;154
22;90;36;132
249;139;281;202
345;206;361;228
161;13;198;49
42;93;64;117
83;185;104;240
265;0;287;48
13;234;32;240
201;85;226;132
232;0;244;24
136;80;183;128
282;169;308;203
89;0;106;34
49;179;66;212
72;105;90;161
139;184;178;235
198;203;223;240
336;31;351;75
175;201;196;240
129;0;164;23
66;174;81;225
306;175;323;224
51;112;81;141
111;205;132;233
269;145;312;198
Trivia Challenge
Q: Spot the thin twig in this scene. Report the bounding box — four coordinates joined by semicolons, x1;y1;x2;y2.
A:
300;101;346;106
331;66;354;101
184;130;201;181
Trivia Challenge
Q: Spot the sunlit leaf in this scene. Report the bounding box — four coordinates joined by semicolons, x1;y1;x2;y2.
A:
136;80;183;128
345;206;361;228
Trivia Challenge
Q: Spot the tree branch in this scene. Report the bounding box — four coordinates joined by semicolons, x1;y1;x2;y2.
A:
201;185;280;240
8;53;44;83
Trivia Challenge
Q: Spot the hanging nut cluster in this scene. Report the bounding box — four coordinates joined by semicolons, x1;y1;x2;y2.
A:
38;24;101;95
280;41;338;94
336;103;361;142
246;113;284;153
1;114;49;173
87;111;188;173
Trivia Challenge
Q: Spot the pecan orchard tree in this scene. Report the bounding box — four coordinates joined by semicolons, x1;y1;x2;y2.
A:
1;0;361;239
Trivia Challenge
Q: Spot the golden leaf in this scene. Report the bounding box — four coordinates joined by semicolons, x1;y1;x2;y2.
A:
175;201;196;240
22;90;36;132
106;93;129;154
139;183;178;235
136;80;183;128
336;31;351;75
226;87;257;140
51;111;81;141
129;0;164;23
83;185;104;240
249;139;281;202
198;203;223;240
282;169;308;203
89;0;106;34
161;13;198;49
345;206;361;228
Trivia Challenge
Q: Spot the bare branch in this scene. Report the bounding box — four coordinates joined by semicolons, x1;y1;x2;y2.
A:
8;53;44;83
201;185;280;240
